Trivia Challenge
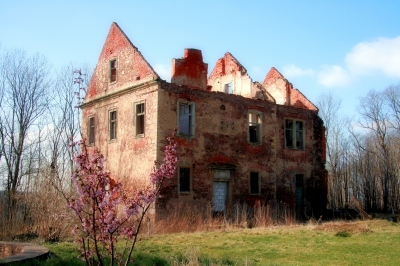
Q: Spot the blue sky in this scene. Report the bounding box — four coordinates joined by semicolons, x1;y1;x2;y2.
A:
1;0;400;117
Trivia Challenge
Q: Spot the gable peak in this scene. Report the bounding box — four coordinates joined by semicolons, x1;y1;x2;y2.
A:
263;67;285;85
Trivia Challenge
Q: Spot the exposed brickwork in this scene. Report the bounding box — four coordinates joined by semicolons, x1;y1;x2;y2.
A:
263;67;318;111
156;82;279;213
81;23;327;219
86;22;159;100
207;53;253;98
82;22;160;189
290;89;318;111
208;52;247;82
171;49;208;90
263;67;284;85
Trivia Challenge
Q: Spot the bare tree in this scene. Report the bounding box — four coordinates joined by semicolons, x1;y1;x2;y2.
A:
384;84;400;131
358;90;396;211
317;86;400;215
46;64;91;194
0;49;51;223
316;92;349;210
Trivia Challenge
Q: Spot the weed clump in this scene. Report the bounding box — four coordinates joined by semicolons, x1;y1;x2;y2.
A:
335;231;351;237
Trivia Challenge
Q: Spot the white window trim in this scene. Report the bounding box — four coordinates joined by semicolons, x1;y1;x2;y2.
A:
248;110;262;145
284;119;305;150
177;100;195;138
134;100;145;138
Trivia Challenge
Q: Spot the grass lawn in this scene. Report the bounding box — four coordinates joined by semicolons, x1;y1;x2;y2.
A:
40;219;400;266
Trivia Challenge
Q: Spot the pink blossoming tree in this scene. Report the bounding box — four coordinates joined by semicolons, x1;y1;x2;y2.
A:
68;131;177;266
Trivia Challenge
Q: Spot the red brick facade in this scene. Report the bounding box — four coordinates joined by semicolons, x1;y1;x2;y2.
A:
81;23;327;219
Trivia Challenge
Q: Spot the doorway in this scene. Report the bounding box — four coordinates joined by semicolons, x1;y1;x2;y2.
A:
213;181;228;212
212;169;231;213
295;174;304;214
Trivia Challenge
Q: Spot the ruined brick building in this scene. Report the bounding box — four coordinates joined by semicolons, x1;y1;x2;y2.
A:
81;22;327;219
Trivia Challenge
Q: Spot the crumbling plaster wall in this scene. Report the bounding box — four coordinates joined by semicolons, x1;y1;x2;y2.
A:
81;22;327;219
155;81;279;213
82;82;160;188
82;22;160;189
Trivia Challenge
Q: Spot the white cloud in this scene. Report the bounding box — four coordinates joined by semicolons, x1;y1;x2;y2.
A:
318;65;351;87
288;36;400;88
154;64;170;80
282;64;314;78
345;37;400;78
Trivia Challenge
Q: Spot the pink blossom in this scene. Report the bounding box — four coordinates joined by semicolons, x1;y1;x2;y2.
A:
68;130;178;265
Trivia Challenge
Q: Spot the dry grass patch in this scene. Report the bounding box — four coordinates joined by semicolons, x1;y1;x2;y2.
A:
151;202;298;236
314;220;373;235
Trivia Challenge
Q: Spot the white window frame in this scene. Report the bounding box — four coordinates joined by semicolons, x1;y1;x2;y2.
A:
285;119;305;149
248;110;262;145
134;100;145;137
177;100;195;138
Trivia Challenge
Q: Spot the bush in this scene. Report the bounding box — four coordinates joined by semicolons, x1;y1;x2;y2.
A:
335;231;351;237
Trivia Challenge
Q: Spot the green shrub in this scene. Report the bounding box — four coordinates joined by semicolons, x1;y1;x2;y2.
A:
335;231;351;237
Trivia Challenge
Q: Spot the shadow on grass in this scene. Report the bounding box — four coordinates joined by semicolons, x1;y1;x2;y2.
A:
14;251;169;266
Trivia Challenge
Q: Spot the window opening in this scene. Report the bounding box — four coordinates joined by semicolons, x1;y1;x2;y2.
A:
249;113;261;143
179;102;194;136
224;82;232;94
110;59;117;83
179;167;191;192
136;103;145;136
88;116;95;145
109;110;117;140
250;172;260;194
285;119;304;149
